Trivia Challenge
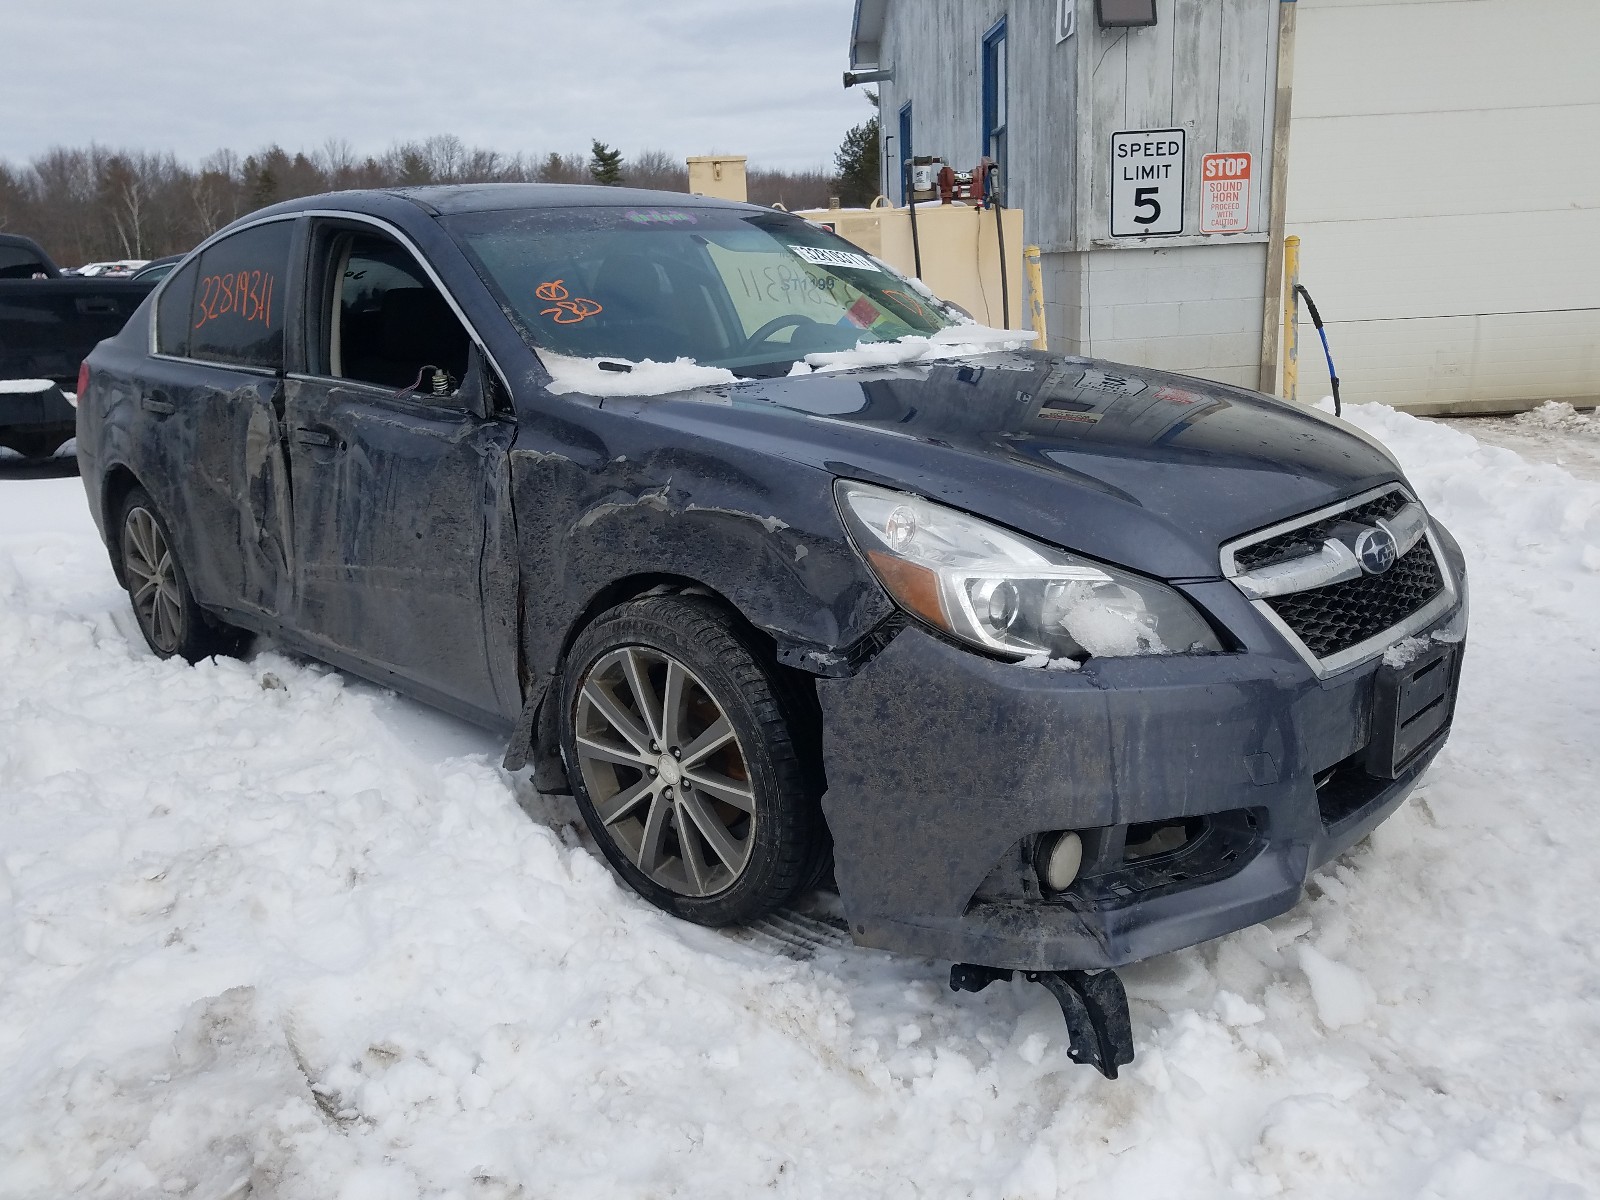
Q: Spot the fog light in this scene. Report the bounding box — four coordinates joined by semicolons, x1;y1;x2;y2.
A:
1041;832;1084;892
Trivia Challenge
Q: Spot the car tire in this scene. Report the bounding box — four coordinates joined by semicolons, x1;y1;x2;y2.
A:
117;486;250;663
560;594;826;927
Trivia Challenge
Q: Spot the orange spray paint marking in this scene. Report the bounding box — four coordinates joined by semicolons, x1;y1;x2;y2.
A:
194;269;279;331
882;288;927;318
536;279;604;324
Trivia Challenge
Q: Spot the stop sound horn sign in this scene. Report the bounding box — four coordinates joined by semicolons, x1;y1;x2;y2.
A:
1200;152;1253;235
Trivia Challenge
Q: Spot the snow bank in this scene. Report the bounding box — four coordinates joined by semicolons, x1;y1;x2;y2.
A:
2;405;1599;1198
0;379;57;394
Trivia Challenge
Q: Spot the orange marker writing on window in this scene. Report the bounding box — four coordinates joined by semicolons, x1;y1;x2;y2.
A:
536;279;603;324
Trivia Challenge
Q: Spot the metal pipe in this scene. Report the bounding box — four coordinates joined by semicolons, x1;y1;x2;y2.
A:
1024;245;1047;347
904;159;924;280
1257;0;1300;393
1282;235;1301;403
1281;236;1302;401
988;167;1010;329
843;67;895;88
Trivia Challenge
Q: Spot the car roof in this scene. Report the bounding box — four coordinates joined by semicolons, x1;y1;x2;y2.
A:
257;182;760;220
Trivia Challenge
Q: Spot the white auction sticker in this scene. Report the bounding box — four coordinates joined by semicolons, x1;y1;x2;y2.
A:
1200;152;1253;234
1111;129;1186;238
790;245;882;272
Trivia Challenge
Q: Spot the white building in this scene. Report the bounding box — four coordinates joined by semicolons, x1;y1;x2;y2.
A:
849;0;1599;413
1285;0;1600;413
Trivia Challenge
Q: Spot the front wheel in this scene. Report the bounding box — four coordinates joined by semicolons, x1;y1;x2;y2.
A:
118;486;249;663
560;595;825;927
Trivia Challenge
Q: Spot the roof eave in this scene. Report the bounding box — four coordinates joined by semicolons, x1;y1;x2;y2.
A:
850;0;888;69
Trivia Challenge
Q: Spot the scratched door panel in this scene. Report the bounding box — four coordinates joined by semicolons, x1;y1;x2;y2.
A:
283;377;510;717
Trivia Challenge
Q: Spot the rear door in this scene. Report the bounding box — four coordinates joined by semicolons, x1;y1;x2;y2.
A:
135;218;298;620
281;220;516;721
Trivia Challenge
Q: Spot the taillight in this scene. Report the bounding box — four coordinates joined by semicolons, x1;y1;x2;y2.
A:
76;362;89;403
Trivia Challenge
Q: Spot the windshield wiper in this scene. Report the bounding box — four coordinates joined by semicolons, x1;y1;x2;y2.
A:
729;359;802;380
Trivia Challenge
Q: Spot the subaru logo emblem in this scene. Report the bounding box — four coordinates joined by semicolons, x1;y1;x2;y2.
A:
1354;526;1399;575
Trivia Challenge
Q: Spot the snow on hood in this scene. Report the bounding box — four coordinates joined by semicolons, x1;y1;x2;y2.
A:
539;352;738;398
538;325;1037;398
794;324;1039;375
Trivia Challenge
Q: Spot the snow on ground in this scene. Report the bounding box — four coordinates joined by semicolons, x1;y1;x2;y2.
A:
1440;402;1600;484
2;405;1599;1199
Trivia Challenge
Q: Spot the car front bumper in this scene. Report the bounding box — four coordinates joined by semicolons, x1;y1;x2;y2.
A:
816;528;1468;972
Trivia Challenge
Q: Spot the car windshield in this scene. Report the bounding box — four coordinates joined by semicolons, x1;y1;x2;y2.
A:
445;205;959;377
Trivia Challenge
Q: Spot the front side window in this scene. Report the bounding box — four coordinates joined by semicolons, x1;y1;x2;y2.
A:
189;220;293;370
447;206;958;377
320;232;470;392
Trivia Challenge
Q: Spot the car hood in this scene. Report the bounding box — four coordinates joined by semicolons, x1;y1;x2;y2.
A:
609;350;1406;580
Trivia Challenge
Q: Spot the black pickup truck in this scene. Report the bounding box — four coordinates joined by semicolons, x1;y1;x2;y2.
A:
1;233;155;457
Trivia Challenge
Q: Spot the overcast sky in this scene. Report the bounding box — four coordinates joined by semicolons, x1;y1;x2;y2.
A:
5;0;873;171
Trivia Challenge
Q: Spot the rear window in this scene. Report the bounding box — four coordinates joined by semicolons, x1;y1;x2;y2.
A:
188;220;294;370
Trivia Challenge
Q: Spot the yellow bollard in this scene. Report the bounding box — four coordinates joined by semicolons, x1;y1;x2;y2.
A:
1282;235;1301;401
1023;245;1047;347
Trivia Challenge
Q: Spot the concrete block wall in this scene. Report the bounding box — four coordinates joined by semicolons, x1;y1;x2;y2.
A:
1045;242;1267;388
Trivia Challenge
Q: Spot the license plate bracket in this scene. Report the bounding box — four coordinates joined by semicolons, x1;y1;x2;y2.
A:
1365;641;1461;779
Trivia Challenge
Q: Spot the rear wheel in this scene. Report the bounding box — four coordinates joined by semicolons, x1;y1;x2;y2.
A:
118;486;248;662
560;595;825;926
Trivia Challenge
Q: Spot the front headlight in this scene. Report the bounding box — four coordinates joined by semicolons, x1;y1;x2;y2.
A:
835;480;1223;661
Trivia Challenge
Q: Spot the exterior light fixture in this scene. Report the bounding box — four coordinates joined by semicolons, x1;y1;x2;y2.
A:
1096;0;1159;29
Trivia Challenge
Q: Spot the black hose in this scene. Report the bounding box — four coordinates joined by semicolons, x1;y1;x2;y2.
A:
1295;283;1341;418
988;165;1009;329
904;159;923;280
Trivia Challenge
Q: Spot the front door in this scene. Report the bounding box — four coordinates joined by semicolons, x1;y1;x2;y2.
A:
282;223;514;720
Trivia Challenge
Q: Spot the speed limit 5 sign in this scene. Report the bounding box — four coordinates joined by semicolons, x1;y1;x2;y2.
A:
1111;129;1186;237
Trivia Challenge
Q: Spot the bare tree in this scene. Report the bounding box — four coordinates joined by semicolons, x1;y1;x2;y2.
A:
0;136;834;266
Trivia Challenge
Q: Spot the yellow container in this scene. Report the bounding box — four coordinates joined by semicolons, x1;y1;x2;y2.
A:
795;201;1031;336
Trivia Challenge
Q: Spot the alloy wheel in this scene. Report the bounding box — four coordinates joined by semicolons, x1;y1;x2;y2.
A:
123;505;183;655
573;646;757;898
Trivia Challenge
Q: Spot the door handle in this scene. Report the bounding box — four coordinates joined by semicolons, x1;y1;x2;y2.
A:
141;395;175;415
293;427;336;448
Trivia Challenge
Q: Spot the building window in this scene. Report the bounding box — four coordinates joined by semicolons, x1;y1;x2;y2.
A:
898;103;914;204
982;18;1008;198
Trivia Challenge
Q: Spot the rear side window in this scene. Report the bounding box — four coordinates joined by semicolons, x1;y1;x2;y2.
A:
156;260;199;357
189;221;294;370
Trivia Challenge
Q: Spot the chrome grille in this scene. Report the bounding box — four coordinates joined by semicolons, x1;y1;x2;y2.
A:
1264;538;1444;657
1222;485;1456;676
1233;491;1410;573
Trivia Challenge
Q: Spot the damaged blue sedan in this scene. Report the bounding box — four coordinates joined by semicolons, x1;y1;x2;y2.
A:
76;185;1467;1077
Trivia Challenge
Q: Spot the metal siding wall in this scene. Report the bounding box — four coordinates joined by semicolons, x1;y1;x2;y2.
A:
879;0;1278;378
1081;0;1278;246
878;0;1076;253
